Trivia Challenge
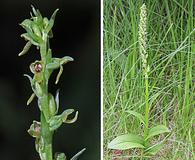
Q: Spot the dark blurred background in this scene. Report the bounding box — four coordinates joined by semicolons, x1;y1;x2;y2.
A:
0;0;100;160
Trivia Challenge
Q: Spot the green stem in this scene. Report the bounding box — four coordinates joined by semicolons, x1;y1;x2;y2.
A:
39;39;53;160
41;112;53;160
144;75;149;139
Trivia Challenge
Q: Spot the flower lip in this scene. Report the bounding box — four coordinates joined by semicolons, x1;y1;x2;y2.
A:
34;62;43;73
30;61;43;74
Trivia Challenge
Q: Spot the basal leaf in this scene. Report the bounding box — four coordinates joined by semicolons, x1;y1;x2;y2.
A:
145;125;170;140
126;110;145;125
108;134;145;150
145;142;164;156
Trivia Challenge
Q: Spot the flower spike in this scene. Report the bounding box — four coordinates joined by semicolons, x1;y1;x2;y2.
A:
19;6;82;160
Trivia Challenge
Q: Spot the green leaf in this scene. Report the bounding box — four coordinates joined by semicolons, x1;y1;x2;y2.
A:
70;148;86;160
145;142;164;156
126;110;145;125
108;134;145;150
145;125;170;140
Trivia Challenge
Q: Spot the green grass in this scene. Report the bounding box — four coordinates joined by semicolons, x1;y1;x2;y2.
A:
103;0;195;159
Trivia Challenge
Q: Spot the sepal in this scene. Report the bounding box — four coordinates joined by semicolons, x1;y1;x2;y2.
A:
18;41;32;56
45;9;59;33
23;74;35;91
48;109;78;131
21;33;39;46
46;56;73;84
27;93;36;105
46;56;74;70
55;65;63;84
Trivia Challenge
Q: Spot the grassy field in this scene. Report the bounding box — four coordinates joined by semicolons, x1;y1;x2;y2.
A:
103;0;195;159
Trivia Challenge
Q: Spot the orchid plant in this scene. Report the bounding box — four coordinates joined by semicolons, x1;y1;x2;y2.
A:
108;4;170;159
19;6;85;160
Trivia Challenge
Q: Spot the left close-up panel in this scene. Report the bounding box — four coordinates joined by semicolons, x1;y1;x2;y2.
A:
0;0;100;160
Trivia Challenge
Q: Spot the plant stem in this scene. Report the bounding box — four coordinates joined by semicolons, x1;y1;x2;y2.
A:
41;112;53;160
144;75;149;139
39;38;53;160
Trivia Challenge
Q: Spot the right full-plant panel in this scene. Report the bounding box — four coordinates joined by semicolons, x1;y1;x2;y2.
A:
104;0;195;159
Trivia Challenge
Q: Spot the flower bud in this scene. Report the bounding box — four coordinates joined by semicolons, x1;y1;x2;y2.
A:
55;152;66;160
20;19;32;30
43;17;49;28
28;121;41;138
48;93;57;116
32;23;42;37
